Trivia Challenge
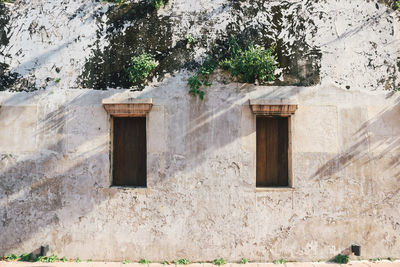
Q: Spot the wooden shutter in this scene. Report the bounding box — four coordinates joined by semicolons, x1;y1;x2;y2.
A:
113;117;147;187
256;117;289;187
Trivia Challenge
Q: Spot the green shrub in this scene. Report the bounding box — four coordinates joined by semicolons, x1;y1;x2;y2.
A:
61;257;68;262
188;57;215;99
151;0;165;9
139;259;152;264
188;75;205;99
74;257;81;263
213;258;227;265
19;253;34;262
395;0;400;10
162;260;170;265
220;42;277;84
35;255;59;263
5;254;18;261
240;258;249;264
186;34;195;45
122;260;131;264
333;254;349;264
272;259;286;264
174;258;190;265
127;53;157;85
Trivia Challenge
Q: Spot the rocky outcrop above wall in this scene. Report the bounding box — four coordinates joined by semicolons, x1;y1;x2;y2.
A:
0;0;399;91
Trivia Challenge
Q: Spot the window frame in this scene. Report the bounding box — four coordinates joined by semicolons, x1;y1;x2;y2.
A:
250;102;297;190
110;116;147;188
103;99;153;188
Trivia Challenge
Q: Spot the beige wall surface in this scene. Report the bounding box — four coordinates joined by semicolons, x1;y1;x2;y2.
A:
0;0;399;261
0;84;399;262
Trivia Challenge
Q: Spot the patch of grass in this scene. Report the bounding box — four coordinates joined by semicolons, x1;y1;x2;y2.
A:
151;0;165;9
127;53;157;85
36;255;59;263
333;254;349;264
370;257;382;262
4;254;18;261
122;260;131;264
272;259;286;264
19;253;34;262
220;38;277;84
240;258;249;264
139;259;152;264
162;260;170;265
213;258;227;266
174;258;190;265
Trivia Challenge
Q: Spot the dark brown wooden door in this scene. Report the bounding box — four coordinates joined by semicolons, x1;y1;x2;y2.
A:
256;117;288;187
113;117;146;187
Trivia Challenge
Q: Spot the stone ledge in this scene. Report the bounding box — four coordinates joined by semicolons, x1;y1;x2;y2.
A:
250;104;298;116
102;98;153;117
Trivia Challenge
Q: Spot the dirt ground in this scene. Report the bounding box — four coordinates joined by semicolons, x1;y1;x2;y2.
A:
1;261;400;267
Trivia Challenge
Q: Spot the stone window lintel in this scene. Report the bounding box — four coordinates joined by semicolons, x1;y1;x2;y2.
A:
249;99;298;116
103;98;153;117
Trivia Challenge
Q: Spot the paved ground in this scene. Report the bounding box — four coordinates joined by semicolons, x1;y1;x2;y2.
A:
1;262;400;267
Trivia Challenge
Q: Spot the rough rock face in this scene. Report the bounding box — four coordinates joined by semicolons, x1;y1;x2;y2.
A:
0;0;399;91
0;0;400;263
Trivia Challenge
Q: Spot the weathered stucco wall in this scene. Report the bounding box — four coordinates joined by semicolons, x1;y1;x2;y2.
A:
0;0;400;262
0;84;399;261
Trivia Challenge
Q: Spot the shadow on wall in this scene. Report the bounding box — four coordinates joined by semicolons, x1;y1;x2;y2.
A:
0;90;119;256
0;81;301;260
313;95;400;215
1;83;400;260
314;97;400;179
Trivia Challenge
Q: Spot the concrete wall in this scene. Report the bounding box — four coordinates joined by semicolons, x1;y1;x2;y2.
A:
0;0;400;262
0;82;399;261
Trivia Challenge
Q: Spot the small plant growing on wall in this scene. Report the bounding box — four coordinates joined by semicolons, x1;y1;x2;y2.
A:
151;0;165;9
185;34;195;46
35;255;60;263
187;37;278;100
333;254;349;264
220;38;277;84
19;253;34;262
127;53;157;85
272;259;286;264
395;0;400;10
173;258;190;265
240;258;249;264
188;57;215;99
4;254;18;261
213;258;227;265
139;259;152;264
